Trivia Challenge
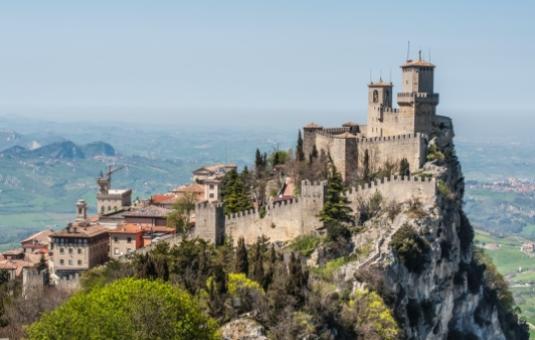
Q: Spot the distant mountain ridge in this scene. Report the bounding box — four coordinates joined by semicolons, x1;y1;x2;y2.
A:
0;140;115;160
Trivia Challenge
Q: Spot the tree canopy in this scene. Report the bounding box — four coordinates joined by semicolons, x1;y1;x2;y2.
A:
26;278;218;340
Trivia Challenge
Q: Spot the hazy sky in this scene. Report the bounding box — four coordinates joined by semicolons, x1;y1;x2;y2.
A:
0;1;533;127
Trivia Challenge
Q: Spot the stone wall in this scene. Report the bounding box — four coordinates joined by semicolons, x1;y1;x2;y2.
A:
345;176;436;211
357;133;426;174
193;178;436;245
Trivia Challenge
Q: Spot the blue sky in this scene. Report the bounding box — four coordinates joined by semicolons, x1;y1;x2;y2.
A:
0;1;533;127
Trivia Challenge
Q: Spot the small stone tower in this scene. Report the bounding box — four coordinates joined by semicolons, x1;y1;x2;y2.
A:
397;51;439;134
367;79;393;137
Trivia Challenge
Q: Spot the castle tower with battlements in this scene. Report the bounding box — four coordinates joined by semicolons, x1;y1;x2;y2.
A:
302;54;441;181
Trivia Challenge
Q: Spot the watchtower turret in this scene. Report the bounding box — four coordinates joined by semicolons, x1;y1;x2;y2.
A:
397;51;439;134
367;79;394;137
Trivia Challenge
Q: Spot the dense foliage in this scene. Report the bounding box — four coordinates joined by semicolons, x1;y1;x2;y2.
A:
319;164;353;242
27;278;218;340
390;224;430;273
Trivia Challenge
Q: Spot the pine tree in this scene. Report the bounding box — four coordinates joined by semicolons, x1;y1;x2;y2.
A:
286;253;308;305
363;149;371;181
235;237;249;275
296;130;305;162
309;145;319;163
255;148;264;170
222;169;252;214
319;163;353;241
399;158;410;177
251;241;264;284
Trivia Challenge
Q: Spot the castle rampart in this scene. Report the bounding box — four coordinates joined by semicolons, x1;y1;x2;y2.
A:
194;178;436;245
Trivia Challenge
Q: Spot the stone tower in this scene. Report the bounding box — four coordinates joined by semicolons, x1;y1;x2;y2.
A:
367;80;393;137
397;51;439;135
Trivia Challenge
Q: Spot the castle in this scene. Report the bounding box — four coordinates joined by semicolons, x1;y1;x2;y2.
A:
195;54;446;245
303;52;443;182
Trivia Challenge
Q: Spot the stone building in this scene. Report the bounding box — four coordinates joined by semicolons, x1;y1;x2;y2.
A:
303;54;442;181
49;200;110;280
96;166;132;215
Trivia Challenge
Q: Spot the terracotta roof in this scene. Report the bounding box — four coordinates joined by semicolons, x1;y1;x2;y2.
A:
152;193;178;204
110;223;147;234
50;223;109;238
304;122;322;129
110;223;175;235
2;248;24;256
124;206;171;218
21;229;53;245
0;259;34;276
401;59;435;68
173;183;204;194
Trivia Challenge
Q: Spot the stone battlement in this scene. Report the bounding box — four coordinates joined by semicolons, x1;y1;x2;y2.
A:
357;132;425;144
194;176;437;245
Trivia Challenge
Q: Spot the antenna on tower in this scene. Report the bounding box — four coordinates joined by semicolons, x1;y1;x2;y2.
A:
389;68;392;83
418;49;422;61
369;70;372;83
379;69;383;82
406;41;411;61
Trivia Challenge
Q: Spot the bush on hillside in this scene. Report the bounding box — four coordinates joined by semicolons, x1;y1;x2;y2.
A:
390;224;430;273
26;278;218;340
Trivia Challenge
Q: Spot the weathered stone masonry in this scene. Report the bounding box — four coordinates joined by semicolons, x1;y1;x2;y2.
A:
194;177;436;245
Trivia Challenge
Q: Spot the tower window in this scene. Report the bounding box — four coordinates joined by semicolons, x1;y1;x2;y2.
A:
372;90;379;103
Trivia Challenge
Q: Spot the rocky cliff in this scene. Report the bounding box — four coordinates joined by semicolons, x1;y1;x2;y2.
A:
336;118;528;339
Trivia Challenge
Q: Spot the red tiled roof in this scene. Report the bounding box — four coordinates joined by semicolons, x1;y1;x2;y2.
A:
151;193;178;204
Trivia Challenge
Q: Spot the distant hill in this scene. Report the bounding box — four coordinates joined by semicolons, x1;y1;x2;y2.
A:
0;141;115;160
0;128;66;152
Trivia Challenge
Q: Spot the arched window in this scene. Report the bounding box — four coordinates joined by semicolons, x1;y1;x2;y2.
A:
372;90;379;103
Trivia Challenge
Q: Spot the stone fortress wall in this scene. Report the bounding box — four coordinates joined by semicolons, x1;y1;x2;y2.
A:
194;177;436;245
310;130;426;182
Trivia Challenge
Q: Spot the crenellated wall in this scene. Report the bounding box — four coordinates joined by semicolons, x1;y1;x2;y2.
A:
345;176;436;211
357;132;426;174
193;178;436;245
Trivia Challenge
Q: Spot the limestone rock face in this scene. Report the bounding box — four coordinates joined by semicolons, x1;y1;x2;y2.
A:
220;318;268;340
340;121;525;339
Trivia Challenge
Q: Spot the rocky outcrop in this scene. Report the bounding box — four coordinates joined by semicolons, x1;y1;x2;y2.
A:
220;318;268;340
341;119;528;339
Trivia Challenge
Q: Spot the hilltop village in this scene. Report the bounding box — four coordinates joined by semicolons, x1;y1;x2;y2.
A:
3;54;445;287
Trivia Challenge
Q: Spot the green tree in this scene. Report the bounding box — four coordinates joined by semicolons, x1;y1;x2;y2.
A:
319;164;353;241
26;278;219;340
235;237;249;276
309;145;319;163
167;193;196;237
362;149;371;181
296;130;305;162
221;169;253;215
399;158;410;177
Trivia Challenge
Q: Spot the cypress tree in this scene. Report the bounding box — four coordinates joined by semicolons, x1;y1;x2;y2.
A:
252;241;264;284
363;149;371;181
309;145;319;163
319;163;353;241
255;148;264;170
399;158;410;177
296;130;305;162
235;237;249;275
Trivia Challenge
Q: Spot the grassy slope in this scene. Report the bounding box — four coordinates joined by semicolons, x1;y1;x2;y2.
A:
474;229;535;337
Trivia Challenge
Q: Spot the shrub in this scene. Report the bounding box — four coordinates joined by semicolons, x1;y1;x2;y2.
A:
459;212;474;255
437;179;454;199
340;288;400;340
390;224;430;273
426;143;445;162
289;234;322;257
26;278;219;340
